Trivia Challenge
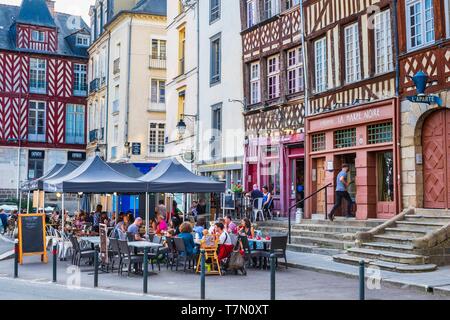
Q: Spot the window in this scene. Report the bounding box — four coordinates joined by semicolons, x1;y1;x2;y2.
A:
30;58;46;93
113;85;120;113
267;55;280;99
151;79;166;104
314;38;327;93
287;47;304;94
151;39;166;59
211;104;222;159
312;133;326;151
178;88;186;121
446;0;450;38
76;35;89;47
31;30;45;42
250;62;260;104
74;64;87;95
103;0;108;23
149;123;165;154
406;0;434;50
113;125;119;144
247;0;258;28
66;104;85;144
28;150;44;179
96;8;101;37
210;34;221;84
179;27;186;75
261;146;280;196
286;0;300;9
334;128;356;148
263;0;280;20
210;0;220;23
344;23;361;83
28;101;46;142
368;122;393;144
374;10;393;74
377;152;394;202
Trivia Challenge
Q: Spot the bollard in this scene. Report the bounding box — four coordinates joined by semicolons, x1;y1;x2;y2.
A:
14;240;18;278
143;247;148;294
94;247;99;288
359;260;365;300
52;241;57;283
270;253;276;300
200;249;206;300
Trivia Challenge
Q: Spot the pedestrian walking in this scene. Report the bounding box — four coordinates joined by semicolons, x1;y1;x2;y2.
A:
0;209;8;234
328;164;355;221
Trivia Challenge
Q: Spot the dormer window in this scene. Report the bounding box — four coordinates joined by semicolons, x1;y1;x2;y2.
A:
76;35;90;47
31;30;45;42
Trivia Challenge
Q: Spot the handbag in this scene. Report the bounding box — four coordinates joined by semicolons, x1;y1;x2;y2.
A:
228;250;245;269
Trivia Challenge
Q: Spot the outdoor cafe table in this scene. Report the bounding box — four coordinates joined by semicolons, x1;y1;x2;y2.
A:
128;241;163;294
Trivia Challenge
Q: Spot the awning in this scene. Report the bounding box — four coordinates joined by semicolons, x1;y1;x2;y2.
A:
21;163;64;191
43;156;147;193
139;158;226;193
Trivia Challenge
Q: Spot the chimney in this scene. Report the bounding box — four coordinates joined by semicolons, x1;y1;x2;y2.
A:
46;0;55;17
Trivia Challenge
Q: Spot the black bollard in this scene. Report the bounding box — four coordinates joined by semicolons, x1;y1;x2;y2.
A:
94;247;99;288
143;247;148;294
14;240;18;278
359;260;365;300
52;241;57;282
270;253;276;300
200;249;205;300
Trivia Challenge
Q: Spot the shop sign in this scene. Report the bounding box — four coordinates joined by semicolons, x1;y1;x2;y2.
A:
29;150;45;159
68;151;86;161
406;95;442;106
131;143;141;155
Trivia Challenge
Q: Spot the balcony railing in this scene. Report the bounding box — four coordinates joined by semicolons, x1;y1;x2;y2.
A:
89;128;104;143
149;54;166;69
113;58;120;74
112;100;120;113
89;78;100;93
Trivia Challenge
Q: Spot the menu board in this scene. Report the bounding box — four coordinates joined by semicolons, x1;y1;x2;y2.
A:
18;213;47;264
99;223;108;264
222;193;235;210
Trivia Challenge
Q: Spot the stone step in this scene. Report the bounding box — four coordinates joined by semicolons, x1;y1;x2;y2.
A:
287;243;343;256
258;227;355;241
360;242;416;254
346;247;429;265
290;235;355;250
395;221;446;230
384;227;429;238
259;224;370;234
414;208;450;217
405;215;450;224
373;234;415;245
300;218;385;228
333;254;438;273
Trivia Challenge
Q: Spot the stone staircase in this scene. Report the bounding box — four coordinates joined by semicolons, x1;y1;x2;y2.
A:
256;217;385;256
333;208;450;273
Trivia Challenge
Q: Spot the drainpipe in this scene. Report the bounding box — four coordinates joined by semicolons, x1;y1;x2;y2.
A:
393;0;402;214
125;16;133;160
195;1;200;174
300;0;308;117
105;31;111;160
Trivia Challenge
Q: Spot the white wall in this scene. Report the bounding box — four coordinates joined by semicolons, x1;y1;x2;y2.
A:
197;0;244;163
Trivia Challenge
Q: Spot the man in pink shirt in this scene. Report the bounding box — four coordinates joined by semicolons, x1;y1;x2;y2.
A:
225;215;238;235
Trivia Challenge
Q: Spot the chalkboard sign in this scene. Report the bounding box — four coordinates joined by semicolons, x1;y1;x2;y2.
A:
99;223;108;264
18;214;47;264
222;193;235;210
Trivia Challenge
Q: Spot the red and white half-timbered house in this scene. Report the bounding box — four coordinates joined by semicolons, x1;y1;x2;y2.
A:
303;0;400;220
0;0;89;200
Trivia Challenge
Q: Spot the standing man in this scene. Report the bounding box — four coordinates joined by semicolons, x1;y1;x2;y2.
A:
328;164;355;221
93;204;102;233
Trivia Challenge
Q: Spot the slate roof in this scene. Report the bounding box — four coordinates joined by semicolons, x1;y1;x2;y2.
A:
16;0;56;28
0;2;90;58
131;0;167;16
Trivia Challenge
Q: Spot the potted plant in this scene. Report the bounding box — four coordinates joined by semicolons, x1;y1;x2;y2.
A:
231;182;243;199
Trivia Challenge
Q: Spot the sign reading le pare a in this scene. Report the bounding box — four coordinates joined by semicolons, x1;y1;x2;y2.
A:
309;104;394;133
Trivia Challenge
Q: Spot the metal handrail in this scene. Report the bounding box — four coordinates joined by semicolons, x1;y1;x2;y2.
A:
288;183;332;244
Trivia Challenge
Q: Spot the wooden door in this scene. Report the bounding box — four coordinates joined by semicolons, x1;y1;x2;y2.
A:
316;158;326;213
423;109;449;209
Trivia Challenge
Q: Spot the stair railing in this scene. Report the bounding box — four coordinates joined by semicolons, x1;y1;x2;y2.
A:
287;183;332;244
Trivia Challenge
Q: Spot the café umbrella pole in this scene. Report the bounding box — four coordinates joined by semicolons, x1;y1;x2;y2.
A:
145;192;149;235
26;191;30;214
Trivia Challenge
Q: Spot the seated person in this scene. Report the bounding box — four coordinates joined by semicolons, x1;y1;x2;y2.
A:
171;211;183;235
216;222;233;262
238;218;255;238
155;213;168;234
225;215;238;235
177;222;196;256
193;217;206;239
208;218;225;234
262;185;273;216
246;184;264;208
156;200;167;221
127;217;143;241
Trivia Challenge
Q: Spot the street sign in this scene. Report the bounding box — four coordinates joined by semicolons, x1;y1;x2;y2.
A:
406;95;443;106
131;143;141;155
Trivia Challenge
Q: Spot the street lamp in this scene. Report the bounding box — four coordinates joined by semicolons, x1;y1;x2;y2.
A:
176;114;198;137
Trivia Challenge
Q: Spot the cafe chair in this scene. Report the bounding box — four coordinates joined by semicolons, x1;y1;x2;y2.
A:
252;198;264;222
264;197;274;220
173;237;196;273
259;235;288;269
239;235;262;269
69;235;95;267
165;238;178;271
108;237;122;274
118;240;143;276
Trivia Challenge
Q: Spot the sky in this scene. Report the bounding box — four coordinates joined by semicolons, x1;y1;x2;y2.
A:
0;0;95;23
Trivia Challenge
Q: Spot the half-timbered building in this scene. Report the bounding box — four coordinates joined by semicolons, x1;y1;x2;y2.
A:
240;0;305;215
303;0;400;220
0;0;89;200
397;0;450;211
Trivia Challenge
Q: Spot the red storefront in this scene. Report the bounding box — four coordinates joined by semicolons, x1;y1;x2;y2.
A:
305;98;401;220
244;133;305;216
